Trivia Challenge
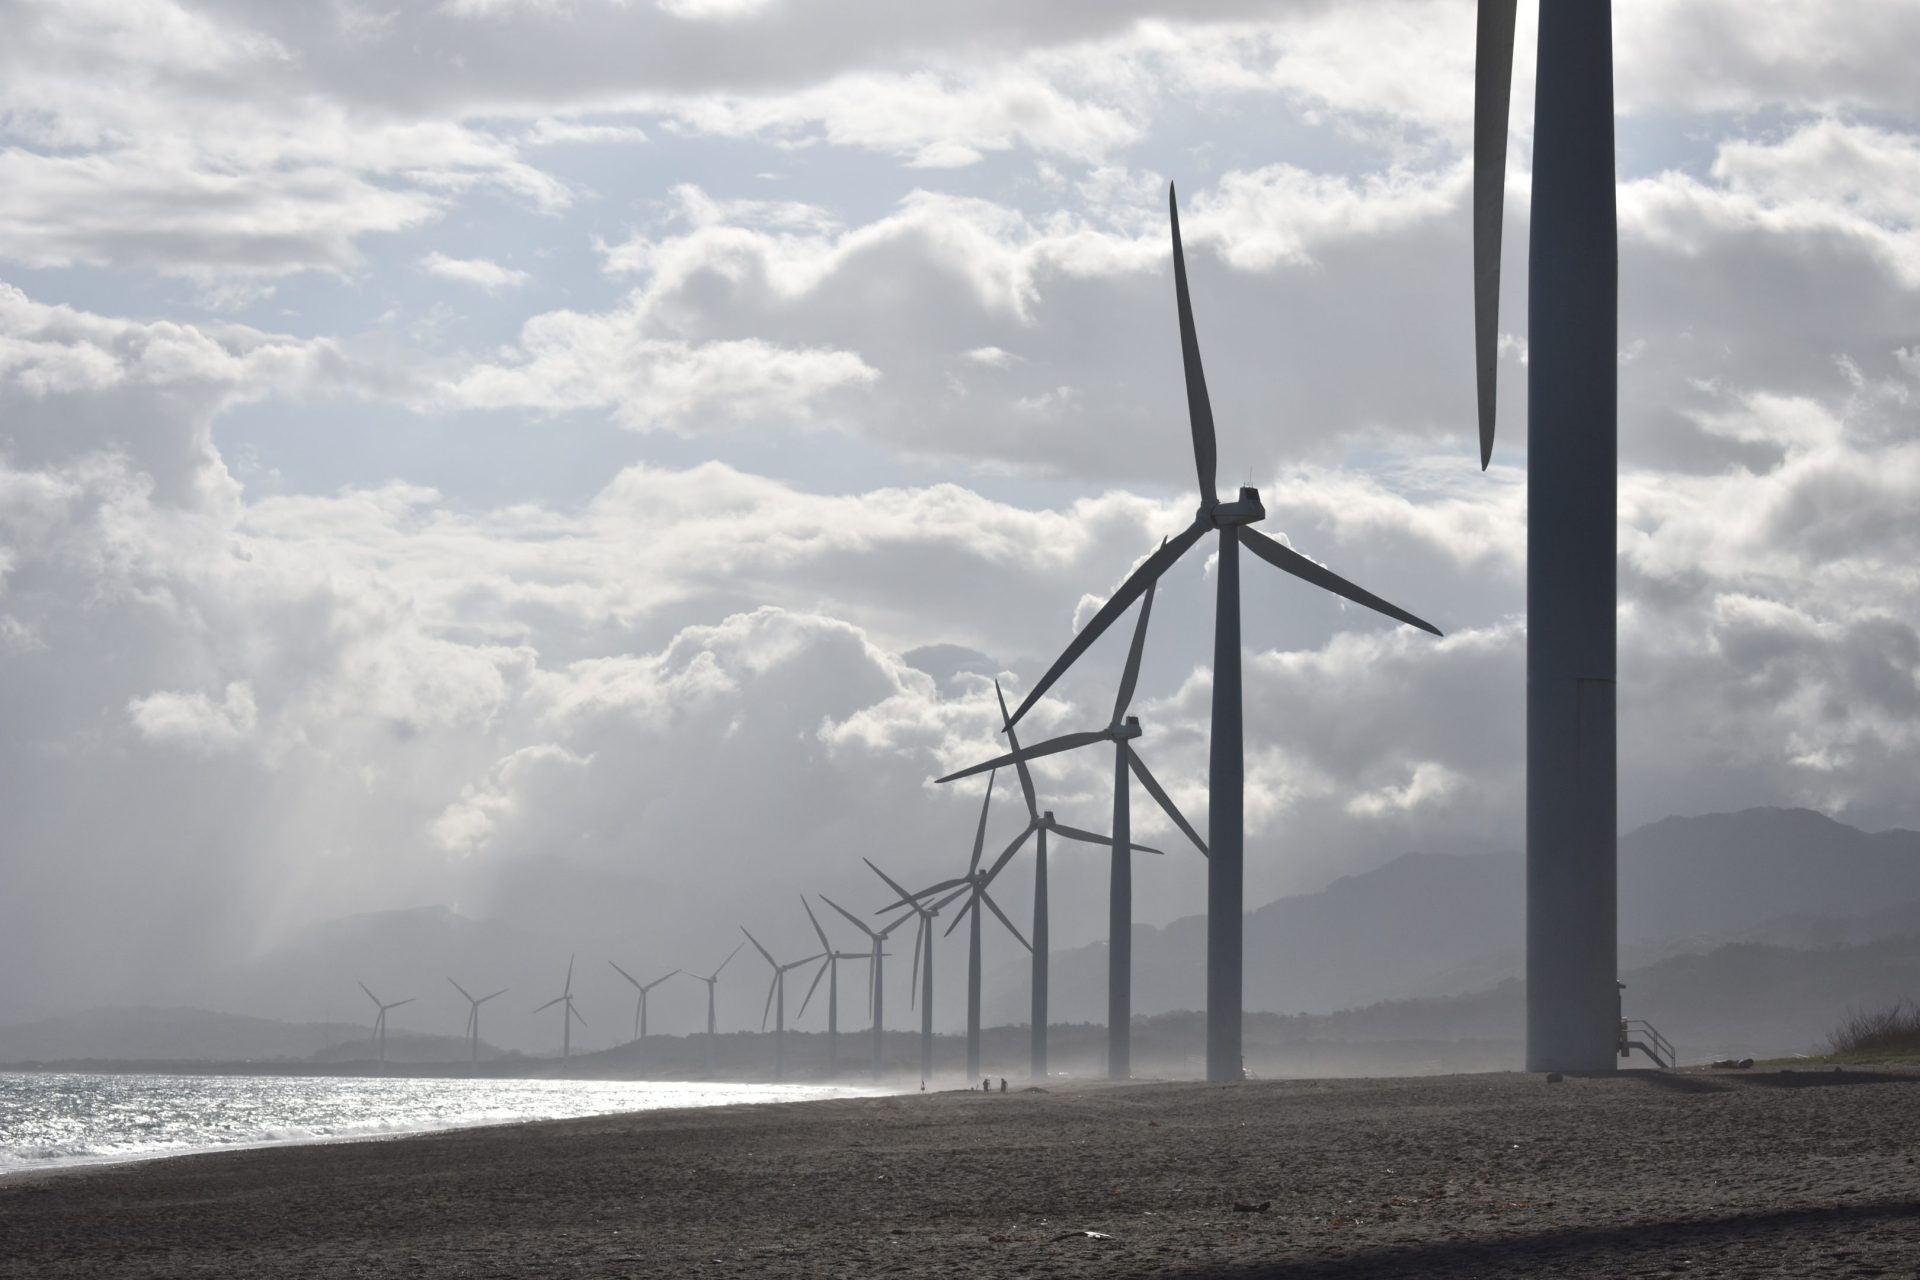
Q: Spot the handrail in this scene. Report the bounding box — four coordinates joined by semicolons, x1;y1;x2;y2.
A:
1621;1018;1675;1068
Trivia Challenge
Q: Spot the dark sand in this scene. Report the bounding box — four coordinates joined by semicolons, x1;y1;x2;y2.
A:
5;1069;1919;1278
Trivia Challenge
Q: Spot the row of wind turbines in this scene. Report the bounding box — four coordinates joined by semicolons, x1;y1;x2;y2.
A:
361;0;1625;1076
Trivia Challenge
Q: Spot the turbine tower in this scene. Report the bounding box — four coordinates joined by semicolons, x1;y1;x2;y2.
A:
741;927;822;1081
821;892;912;1081
447;978;507;1068
681;943;743;1070
884;771;1031;1080
1473;0;1619;1072
865;858;944;1084
937;576;1206;1079
1005;187;1443;1082
797;896;872;1076
357;982;413;1067
532;954;587;1060
609;961;680;1043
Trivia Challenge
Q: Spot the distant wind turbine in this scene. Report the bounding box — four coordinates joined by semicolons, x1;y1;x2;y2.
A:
883;771;1030;1080
446;978;507;1068
532;954;587;1060
741;927;823;1081
681;943;744;1070
609;961;679;1043
358;982;413;1067
1004;186;1444;1082
938;578;1205;1080
821;892;912;1081
865;858;946;1084
945;680;1159;1080
797;896;873;1077
1472;0;1621;1073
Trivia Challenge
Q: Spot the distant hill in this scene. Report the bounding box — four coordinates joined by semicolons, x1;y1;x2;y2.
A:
987;807;1920;1023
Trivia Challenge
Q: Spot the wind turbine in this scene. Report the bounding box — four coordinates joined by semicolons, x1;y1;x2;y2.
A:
796;896;872;1077
1003;187;1444;1082
609;961;680;1043
741;927;823;1081
937;576;1206;1079
821;892;912;1081
943;681;1159;1080
446;978;507;1069
1473;0;1619;1072
533;954;587;1060
865;858;945;1084
681;943;743;1070
357;982;413;1067
884;771;1030;1081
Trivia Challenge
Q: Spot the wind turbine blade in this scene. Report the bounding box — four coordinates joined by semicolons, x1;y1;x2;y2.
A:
877;877;965;914
980;889;1032;952
1240;526;1442;637
1127;746;1208;855
447;978;473;1003
968;769;997;875
740;927;778;969
995;681;1040;821
1169;183;1218;507
712;941;744;979
980;823;1036;888
571;1003;587;1028
1113;552;1162;721
480;988;508;1004
358;981;379;1006
1474;0;1518;470
609;960;642;990
801;896;832;954
930;883;971;915
821;894;880;941
863;857;920;908
389;998;415;1011
1009;519;1206;727
564;953;575;995
943;891;980;938
533;996;565;1013
645;970;679;991
785;953;825;971
797;955;829;1019
935;730;1108;786
762;976;777;1031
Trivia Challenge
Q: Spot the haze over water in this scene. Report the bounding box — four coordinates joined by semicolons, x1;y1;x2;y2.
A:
0;1072;887;1176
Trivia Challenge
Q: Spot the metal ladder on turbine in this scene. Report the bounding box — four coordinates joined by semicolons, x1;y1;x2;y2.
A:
1618;1019;1676;1069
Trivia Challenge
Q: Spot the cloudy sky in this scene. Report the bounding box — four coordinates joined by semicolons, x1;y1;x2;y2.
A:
3;0;1917;1026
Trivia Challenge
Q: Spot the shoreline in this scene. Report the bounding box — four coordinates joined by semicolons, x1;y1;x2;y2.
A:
1;1073;899;1183
6;1067;1920;1277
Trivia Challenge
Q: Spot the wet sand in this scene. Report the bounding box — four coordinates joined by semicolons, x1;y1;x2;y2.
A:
5;1068;1918;1278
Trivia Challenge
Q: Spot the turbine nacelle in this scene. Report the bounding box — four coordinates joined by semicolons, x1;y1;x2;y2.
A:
1205;486;1265;528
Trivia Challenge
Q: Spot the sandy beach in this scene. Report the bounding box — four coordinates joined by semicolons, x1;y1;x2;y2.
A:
4;1068;1918;1278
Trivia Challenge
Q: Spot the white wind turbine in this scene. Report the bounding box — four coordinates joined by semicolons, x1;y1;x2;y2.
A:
681;943;744;1070
820;892;912;1081
741;927;823;1081
358;982;413;1067
1003;186;1443;1081
937;573;1205;1079
446;978;507;1068
796;896;873;1077
609;961;680;1043
532;954;587;1060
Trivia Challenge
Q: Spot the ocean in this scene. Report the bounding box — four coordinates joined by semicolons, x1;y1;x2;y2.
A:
0;1071;887;1176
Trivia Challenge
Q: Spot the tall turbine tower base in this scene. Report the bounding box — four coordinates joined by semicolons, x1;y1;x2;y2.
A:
1523;0;1619;1074
1207;513;1248;1083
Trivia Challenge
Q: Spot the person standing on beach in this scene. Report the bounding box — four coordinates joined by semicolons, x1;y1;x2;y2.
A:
998;1078;1007;1093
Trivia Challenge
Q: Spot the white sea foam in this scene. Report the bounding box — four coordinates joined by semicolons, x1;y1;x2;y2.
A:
0;1072;886;1175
